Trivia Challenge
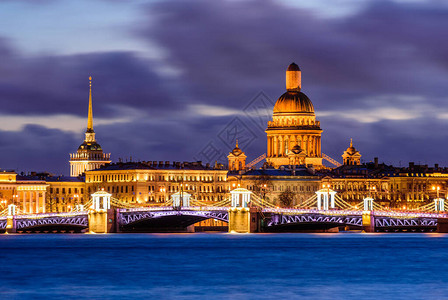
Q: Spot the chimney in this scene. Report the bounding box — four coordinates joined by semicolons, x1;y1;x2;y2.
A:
374;157;378;168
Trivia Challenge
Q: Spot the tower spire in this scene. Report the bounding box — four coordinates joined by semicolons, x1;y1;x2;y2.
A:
350;138;353;147
87;76;94;132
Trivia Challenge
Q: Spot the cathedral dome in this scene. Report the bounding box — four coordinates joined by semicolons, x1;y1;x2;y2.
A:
273;91;314;114
78;141;103;151
231;143;243;156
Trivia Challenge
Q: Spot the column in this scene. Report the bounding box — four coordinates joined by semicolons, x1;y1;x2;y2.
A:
35;191;39;213
273;136;278;156
29;191;33;213
278;136;283;157
269;137;273;157
42;191;46;213
22;191;26;213
317;193;322;210
317;137;321;156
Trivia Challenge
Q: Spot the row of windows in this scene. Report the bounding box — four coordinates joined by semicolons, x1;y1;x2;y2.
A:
88;174;225;183
50;187;84;194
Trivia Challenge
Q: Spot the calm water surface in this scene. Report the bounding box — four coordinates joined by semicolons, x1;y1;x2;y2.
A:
1;233;448;299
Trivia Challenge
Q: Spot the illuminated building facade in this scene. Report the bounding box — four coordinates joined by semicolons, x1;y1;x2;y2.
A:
229;166;321;206
0;171;47;213
266;63;322;168
69;77;110;177
321;161;448;209
227;141;247;171
342;139;361;165
85;161;230;204
46;176;86;212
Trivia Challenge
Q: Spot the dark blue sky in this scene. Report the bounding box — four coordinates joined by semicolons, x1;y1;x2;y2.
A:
1;0;448;175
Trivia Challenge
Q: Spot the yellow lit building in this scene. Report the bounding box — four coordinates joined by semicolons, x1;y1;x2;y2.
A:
266;63;323;168
45;176;86;212
0;171;47;213
85;161;230;204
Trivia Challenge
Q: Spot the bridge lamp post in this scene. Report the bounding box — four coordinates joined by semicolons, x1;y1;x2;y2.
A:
12;194;18;208
1;199;7;209
432;185;444;213
432;185;441;198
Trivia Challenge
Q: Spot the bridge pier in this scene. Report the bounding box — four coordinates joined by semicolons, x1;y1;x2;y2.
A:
5;216;16;233
437;218;448;233
87;190;116;234
88;209;116;234
362;211;375;233
5;204;17;234
228;207;259;233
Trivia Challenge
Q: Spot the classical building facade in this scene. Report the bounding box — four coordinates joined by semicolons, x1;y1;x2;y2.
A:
266;63;323;168
69;77;110;177
85;161;230;205
0;171;48;214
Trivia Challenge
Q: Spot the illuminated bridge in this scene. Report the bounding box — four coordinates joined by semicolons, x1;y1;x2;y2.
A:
1;188;448;234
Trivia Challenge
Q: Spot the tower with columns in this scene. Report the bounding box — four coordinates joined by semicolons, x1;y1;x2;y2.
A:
266;63;323;168
70;77;111;177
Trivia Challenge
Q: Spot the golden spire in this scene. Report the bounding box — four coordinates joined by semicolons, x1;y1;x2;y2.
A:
87;76;94;132
350;138;353;147
236;139;239;148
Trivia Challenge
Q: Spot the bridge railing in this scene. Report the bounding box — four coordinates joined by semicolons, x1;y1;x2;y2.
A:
372;211;448;219
14;211;88;219
263;208;364;215
119;206;230;213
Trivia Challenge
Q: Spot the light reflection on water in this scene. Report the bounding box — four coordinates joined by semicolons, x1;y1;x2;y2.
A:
1;233;448;299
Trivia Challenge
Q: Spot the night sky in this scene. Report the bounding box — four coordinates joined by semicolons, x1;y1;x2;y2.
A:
1;0;448;175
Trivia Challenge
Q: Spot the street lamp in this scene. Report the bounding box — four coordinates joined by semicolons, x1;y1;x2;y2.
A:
432;185;441;199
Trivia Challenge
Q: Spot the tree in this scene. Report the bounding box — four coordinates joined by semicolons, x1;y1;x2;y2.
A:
279;190;296;207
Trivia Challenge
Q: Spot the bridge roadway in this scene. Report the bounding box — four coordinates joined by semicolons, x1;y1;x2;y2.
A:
1;206;448;233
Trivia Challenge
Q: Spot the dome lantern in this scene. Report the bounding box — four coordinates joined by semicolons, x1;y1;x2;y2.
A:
286;62;301;91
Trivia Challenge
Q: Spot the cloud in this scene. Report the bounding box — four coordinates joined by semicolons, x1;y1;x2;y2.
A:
2;0;448;174
0;40;176;118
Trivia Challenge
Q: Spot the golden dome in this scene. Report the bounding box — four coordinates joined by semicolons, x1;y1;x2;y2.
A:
273;91;314;114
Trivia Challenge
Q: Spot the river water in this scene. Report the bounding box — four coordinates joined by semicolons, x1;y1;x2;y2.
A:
1;233;447;299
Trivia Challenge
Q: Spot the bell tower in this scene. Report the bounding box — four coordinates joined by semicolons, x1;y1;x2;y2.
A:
342;139;361;165
69;77;111;177
228;140;247;171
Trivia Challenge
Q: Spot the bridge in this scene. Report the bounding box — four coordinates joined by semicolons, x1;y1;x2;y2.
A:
1;188;448;234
